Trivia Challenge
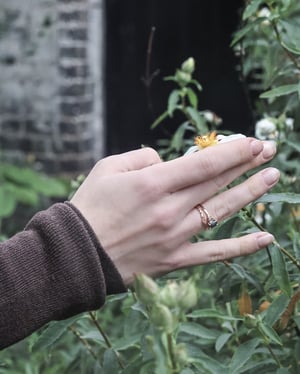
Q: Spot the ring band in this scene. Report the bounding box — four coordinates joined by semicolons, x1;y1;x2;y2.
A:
196;204;218;229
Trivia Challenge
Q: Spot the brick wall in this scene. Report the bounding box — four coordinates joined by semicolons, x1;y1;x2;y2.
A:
0;0;104;175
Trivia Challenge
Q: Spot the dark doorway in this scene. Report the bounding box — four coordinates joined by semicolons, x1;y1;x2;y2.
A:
105;0;251;155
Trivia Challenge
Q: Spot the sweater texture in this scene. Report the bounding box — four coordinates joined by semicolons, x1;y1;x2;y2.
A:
0;202;126;349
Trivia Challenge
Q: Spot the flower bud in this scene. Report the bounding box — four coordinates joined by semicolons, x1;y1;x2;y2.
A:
159;281;180;308
174;343;189;366
150;303;176;332
244;313;258;329
181;57;195;74
133;273;159;305
259;300;271;313
255;118;278;140
238;286;253;316
177;281;198;311
175;69;191;86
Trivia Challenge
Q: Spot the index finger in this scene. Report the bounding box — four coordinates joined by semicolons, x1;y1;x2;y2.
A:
152;137;275;192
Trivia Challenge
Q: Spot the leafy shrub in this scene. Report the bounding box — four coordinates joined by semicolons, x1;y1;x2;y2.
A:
0;161;69;239
2;1;300;373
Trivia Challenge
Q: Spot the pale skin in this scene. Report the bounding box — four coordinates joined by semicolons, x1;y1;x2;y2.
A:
71;137;280;285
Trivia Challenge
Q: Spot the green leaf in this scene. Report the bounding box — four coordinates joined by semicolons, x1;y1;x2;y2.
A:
2;164;36;186
80;330;106;344
263;293;290;327
281;40;300;55
180;369;195;374
2;164;67;197
29;176;67;197
215;333;232;353
260;84;299;99
31;315;81;352
276;368;291;374
189;348;228;373
229;338;260;374
170;121;190;151
270;245;292;297
278;20;300;55
185;107;207;133
113;333;141;351
214;215;238;240
152;331;169;374
257;321;282;345
102;348;120;373
186;88;198;108
225;262;264;294
257;192;300;204
187;308;241;321
179;322;219;341
294;315;300;330
0;186;16;218
4;183;39;206
283;139;300;153
167;90;180;116
151;110;169;129
190;79;202;92
230;19;262;46
243;0;264;21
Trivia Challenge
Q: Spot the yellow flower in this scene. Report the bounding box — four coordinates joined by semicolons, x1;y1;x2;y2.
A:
194;131;218;149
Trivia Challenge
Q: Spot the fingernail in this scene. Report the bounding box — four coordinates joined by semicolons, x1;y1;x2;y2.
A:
262;167;280;186
251;140;263;155
262;141;277;159
257;232;274;248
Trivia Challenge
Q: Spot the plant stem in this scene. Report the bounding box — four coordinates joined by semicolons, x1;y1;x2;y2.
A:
274;239;300;270
89;311;125;369
69;325;97;360
243;207;300;271
166;333;179;374
255;324;282;367
266;343;282;368
272;21;300;71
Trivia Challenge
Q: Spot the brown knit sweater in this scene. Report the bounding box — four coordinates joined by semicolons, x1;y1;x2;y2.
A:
0;202;126;350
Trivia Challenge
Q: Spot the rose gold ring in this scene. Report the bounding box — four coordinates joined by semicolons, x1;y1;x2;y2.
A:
196;204;218;229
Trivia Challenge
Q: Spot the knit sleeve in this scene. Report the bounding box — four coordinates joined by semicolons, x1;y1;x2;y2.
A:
0;202;126;350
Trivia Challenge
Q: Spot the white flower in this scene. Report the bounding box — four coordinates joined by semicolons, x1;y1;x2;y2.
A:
203;111;222;125
203;111;214;122
184;133;246;155
258;7;271;19
285;117;294;131
255;118;278;140
216;133;246;143
185;145;200;155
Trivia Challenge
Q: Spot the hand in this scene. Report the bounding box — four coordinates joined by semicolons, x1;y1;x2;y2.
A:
71;138;279;285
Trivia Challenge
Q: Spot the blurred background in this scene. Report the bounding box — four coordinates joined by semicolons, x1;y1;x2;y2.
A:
0;0;249;176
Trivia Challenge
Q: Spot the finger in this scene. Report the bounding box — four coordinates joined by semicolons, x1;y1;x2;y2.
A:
151;138;276;192
177;232;274;268
165;167;279;242
95;147;161;175
174;143;277;213
199;167;280;224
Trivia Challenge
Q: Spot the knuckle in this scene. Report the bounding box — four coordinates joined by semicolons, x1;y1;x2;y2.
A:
246;178;263;200
212;174;227;190
93;155;117;171
198;154;218;178
137;172;163;201
216;198;232;220
152;205;176;230
141;147;161;164
160;252;184;272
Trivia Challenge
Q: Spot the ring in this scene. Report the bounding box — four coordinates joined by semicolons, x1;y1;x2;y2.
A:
196;204;218;229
